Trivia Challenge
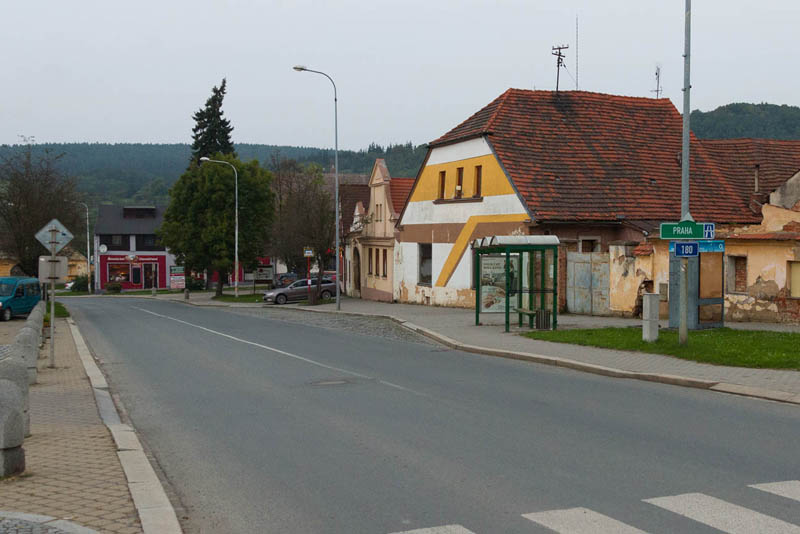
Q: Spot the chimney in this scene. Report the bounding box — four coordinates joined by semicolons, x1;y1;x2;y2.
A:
754;164;760;193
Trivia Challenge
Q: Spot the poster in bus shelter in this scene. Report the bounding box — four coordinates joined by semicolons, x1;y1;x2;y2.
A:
479;255;519;313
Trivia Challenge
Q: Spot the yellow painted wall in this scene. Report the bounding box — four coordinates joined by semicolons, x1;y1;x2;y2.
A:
0;259;15;277
409;154;514;202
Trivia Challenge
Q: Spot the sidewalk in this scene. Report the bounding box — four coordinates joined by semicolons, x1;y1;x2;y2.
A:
0;318;142;533
156;291;800;403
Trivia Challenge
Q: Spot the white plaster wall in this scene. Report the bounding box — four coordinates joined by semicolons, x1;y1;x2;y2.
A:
395;242;419;294
449;249;472;289
432;243;451;288
426;137;493;166
402;194;525;225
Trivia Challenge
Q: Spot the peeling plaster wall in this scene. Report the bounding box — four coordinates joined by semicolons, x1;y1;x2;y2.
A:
724;241;800;323
769;170;800;210
609;244;644;316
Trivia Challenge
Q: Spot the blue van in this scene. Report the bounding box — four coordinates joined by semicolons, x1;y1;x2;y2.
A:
0;277;42;321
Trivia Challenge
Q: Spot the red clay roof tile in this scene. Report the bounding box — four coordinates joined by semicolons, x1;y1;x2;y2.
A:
430;89;800;224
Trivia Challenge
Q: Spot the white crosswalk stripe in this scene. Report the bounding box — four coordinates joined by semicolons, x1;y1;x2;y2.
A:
750;480;800;502
388;526;476;534
644;492;800;534
522;507;649;533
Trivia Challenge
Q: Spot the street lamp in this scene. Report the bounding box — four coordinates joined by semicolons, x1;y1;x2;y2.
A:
76;201;92;294
293;65;341;310
199;157;240;298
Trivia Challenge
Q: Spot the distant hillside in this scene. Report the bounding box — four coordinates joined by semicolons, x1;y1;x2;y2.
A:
0;142;426;207
691;102;800;139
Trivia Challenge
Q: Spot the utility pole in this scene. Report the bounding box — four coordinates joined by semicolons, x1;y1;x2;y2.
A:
575;16;579;90
552;44;569;92
679;0;693;345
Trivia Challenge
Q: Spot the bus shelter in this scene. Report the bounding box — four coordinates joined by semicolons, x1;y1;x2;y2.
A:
472;235;560;332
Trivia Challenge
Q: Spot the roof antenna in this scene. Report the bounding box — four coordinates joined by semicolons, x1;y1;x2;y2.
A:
575;15;579;90
552;44;569;92
651;66;663;98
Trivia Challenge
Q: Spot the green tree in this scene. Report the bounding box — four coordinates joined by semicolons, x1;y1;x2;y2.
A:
0;142;83;276
190;79;236;166
160;154;274;296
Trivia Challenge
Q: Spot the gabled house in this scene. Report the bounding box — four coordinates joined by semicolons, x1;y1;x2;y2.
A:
94;205;175;291
344;159;413;301
395;89;800;322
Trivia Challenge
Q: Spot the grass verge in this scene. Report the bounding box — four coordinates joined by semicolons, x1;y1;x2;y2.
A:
44;301;70;325
523;327;800;369
212;294;264;303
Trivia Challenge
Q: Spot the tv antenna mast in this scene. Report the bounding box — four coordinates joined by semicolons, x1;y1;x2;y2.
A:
651;66;663;98
552;44;569;92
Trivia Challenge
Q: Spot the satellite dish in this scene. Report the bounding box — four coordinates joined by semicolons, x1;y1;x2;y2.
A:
99;244;108;253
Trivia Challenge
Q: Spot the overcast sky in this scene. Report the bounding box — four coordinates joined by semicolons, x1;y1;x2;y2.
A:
3;0;799;150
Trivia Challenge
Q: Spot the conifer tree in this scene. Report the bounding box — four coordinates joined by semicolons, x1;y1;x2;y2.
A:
189;78;236;166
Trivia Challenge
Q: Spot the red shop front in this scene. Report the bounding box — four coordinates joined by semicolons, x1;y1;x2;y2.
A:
99;254;167;290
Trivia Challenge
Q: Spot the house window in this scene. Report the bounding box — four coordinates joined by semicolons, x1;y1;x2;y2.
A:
790;261;800;298
727;256;747;293
419;244;432;285
438;171;446;199
375;204;381;222
456;167;464;198
112;235;123;246
368;248;373;275
474;165;482;197
383;249;388;278
579;238;599;253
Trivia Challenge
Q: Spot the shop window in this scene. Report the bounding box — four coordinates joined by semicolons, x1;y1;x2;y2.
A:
726;256;747;293
383;249;388;278
438;171;446;199
368;248;373;275
419;244;432;286
108;264;130;283
474;165;482;197
455;167;464;198
790;261;800;298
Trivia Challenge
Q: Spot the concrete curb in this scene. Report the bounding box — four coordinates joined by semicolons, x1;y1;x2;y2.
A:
66;318;183;534
0;510;98;533
288;305;800;407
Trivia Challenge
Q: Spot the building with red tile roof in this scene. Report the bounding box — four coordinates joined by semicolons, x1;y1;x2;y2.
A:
395;88;800;320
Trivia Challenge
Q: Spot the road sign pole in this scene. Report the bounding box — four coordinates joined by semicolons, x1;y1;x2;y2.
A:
679;0;692;346
49;226;57;368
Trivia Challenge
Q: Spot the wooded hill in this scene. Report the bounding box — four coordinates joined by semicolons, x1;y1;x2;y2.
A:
2;100;798;207
0;142;427;207
691;102;800;140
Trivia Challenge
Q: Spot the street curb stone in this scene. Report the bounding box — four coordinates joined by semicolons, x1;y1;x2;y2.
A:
66;318;183;534
287;305;800;406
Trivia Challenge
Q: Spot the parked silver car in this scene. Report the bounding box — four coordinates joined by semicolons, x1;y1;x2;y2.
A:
263;278;335;304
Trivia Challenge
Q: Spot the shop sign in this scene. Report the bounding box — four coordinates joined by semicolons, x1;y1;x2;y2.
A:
479;255;520;313
170;265;185;289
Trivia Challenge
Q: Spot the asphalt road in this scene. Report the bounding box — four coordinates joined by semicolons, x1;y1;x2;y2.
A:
65;297;800;534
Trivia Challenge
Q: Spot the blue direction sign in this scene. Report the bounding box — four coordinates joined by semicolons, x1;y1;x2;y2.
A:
669;240;725;254
673;241;699;257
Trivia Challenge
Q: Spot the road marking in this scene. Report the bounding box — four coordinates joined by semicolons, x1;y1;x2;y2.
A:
388;526;475;534
644;493;800;534
522;507;648;533
750;480;800;502
133;306;428;396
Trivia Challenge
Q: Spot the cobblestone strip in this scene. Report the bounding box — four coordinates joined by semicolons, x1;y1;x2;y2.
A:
0;511;98;533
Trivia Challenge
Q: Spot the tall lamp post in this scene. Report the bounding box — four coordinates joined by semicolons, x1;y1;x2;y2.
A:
293;65;341;311
199;157;240;298
76;201;92;294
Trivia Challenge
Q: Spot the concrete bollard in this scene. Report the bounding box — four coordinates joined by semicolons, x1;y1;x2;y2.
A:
12;331;39;384
0;358;30;437
0;386;26;477
642;293;660;342
184;288;190;300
